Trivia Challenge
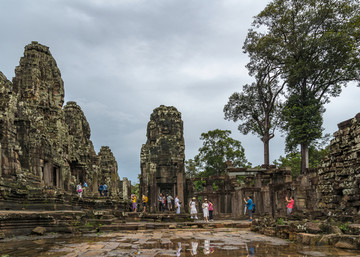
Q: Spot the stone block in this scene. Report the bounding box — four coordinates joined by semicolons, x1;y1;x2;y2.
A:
296;233;321;245
32;226;46;235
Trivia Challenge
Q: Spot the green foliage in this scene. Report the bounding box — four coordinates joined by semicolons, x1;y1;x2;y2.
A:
186;129;251;177
244;0;360;171
338;223;349;232
277;218;284;225
131;183;139;196
224;64;284;165
274;144;329;177
212;180;222;191
282;94;324;152
193;180;205;192
236;176;246;185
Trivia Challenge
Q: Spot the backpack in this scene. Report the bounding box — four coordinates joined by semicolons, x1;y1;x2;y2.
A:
144;196;148;203
252;203;256;213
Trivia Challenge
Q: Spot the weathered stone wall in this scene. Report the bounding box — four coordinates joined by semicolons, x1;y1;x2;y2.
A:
0;42;126;206
140;105;185;212
317;113;360;219
98;146;121;197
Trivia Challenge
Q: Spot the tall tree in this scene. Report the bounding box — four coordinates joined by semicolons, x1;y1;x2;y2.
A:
244;0;360;173
224;62;284;165
186;129;250;177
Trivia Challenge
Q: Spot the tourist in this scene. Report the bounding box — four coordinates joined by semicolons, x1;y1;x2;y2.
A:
162;195;166;211
202;198;209;222
142;194;148;213
99;184;104;197
176;242;182;257
244;196;253;221
158;193;163;212
76;182;82;198
189;197;198;219
191;241;198;255
167;194;173;211
175;195;181;214
208;200;214;221
103;183;108;197
203;240;210;255
132;194;137;212
286;196;294;215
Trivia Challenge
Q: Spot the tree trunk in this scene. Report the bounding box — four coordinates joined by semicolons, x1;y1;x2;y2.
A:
300;143;309;174
263;139;270;166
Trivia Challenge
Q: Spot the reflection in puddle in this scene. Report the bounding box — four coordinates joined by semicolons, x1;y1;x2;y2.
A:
0;229;359;257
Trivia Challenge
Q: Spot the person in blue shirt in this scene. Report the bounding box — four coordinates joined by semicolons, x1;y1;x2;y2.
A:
244;196;253;221
98;184;104;197
103;184;108;197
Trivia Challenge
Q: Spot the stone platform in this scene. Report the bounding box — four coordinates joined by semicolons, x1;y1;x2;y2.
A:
0;210;251;239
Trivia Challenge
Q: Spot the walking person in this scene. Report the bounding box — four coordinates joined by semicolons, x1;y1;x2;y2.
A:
175;195;181;214
286;196;294;215
208;200;214;221
202;199;209;222
244;196;253;221
189;197;198;219
167;194;173;211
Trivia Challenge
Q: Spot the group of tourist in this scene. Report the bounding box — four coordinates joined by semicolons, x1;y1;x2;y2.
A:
98;183;108;197
76;181;87;198
128;191;294;221
242;195;295;221
158;193;182;214
188;197;214;222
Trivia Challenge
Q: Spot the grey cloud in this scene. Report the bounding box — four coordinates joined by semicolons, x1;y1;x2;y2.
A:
1;0;359;183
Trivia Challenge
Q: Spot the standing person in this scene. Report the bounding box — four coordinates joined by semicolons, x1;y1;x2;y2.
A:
132;194;137;212
142;194;148;213
76;182;83;198
167;195;173;211
162;195;167;211
98;184;103;197
103;183;108;197
286;196;294;215
208;200;214;221
158;193;163;212
244;196;253;221
175;195;181;214
202;199;209;222
82;181;87;193
189;197;198;219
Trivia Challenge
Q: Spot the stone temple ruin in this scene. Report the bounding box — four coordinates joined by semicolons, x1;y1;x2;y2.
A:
0;41;129;211
1;42;360;250
140;105;186;212
139;104;360;225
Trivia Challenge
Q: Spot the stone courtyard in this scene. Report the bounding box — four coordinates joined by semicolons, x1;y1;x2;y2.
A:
1;227;360;257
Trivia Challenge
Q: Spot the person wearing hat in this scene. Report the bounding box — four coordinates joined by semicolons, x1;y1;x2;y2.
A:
189;197;198;219
202;198;209;222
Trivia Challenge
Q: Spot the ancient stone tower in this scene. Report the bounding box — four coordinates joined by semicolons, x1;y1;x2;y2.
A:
0;41;127;203
140;105;185;212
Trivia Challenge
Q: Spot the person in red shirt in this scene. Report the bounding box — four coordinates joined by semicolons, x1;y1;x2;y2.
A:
286;196;294;215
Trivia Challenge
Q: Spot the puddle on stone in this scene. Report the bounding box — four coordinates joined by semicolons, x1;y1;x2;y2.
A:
0;229;359;257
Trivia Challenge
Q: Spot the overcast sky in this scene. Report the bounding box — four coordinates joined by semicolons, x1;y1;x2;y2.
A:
0;0;359;183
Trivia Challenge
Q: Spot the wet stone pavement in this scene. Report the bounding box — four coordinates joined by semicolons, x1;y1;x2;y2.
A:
1;228;360;257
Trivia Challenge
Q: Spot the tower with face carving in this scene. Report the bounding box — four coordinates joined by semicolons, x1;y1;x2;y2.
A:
140;105;185;212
